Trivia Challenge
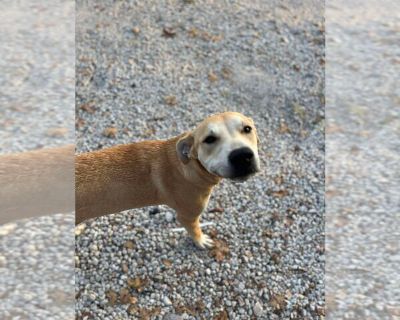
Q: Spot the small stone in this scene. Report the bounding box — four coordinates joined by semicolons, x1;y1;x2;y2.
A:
132;26;140;34
75;256;80;267
122;263;129;273
253;302;263;317
165;212;174;223
0;223;17;236
0;255;7;267
205;268;211;275
163;296;172;305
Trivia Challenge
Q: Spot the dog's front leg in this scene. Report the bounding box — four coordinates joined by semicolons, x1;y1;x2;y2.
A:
176;213;214;249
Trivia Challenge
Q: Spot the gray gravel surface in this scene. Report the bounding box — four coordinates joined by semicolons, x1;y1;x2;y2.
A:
75;1;324;319
326;1;400;319
0;0;75;153
0;0;75;319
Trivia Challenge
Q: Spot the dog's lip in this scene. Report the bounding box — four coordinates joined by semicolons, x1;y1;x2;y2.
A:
229;167;260;181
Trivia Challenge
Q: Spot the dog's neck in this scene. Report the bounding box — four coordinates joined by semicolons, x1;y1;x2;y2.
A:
188;158;222;186
168;137;221;188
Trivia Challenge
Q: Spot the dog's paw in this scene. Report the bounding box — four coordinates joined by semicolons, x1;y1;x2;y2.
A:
194;234;214;249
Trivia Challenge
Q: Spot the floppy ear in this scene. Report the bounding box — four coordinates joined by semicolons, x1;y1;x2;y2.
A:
176;133;194;164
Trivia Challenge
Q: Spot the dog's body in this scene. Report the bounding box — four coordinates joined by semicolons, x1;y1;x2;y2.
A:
76;112;260;248
1;145;74;224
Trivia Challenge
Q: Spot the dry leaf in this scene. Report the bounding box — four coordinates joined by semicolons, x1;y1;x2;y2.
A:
80;101;96;113
284;217;294;227
278;122;290;134
326;124;343;134
213;310;229;320
120;287;131;304
163;26;176;37
221;67;232;79
106;290;118;305
292;103;306;120
46;127;68;137
138;307;161;320
274;176;284;185
208;228;218;239
326;189;340;199
162;259;172;267
127;304;138;315
127;277;148;292
208;71;218;82
143;126;156;137
262;230;273;238
175;304;197;316
271;190;289;198
103;127;117;138
76;118;85;129
129;296;138;304
164;95;177;106
271;252;281;264
188;27;199;38
316;306;325;316
270;293;287;312
124;240;135;250
209;239;230;262
211;34;223;42
209;207;224;213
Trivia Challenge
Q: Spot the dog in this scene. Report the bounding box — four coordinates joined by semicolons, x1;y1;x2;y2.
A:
75;112;260;248
1;145;74;224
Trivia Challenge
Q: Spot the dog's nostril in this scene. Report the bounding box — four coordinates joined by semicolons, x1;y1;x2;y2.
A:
229;147;254;167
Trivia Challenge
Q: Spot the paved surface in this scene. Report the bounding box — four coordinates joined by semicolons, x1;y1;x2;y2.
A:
75;1;325;319
0;0;75;319
326;1;400;319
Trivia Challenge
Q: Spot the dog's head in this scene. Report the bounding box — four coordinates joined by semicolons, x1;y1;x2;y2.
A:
177;112;260;181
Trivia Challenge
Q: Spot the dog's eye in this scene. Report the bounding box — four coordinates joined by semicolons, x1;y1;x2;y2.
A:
203;136;217;144
243;125;252;133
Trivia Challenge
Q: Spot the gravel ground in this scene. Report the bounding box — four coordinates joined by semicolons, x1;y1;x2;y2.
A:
75;1;325;319
0;0;75;319
326;1;400;319
0;0;75;153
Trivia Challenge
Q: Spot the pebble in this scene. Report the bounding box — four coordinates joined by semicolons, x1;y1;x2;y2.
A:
253;302;263;317
0;223;17;236
165;212;174;223
163;296;172;306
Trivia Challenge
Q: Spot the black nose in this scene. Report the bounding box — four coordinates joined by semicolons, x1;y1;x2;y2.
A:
229;147;254;169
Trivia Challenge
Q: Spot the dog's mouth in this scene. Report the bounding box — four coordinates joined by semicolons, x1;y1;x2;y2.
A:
210;166;259;182
229;169;259;182
206;160;260;181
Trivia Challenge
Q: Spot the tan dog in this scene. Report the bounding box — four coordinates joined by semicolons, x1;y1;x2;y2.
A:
76;112;260;248
1;145;74;224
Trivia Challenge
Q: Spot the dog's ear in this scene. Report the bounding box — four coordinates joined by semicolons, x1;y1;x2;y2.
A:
176;133;194;164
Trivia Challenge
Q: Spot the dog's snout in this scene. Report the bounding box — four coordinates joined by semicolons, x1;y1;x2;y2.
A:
229;147;254;168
